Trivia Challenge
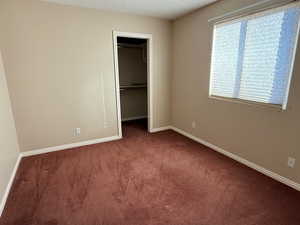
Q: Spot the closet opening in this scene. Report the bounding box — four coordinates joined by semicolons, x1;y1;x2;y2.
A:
113;32;153;138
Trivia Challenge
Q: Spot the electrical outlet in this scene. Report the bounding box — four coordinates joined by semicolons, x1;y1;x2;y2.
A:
287;157;296;168
74;128;81;136
192;121;196;129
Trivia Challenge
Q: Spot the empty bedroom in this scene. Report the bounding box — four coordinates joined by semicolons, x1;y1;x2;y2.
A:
0;0;300;224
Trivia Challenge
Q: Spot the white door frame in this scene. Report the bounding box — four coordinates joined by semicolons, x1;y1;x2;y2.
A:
112;31;153;137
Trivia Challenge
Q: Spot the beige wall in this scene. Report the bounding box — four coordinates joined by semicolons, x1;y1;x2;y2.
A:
0;0;172;152
172;0;300;184
0;51;20;213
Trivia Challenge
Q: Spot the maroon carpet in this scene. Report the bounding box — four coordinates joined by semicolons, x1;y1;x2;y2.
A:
1;120;300;225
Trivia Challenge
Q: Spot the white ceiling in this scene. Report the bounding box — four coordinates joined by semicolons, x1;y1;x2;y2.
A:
42;0;218;20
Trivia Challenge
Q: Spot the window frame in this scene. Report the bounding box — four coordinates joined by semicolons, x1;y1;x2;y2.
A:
208;2;300;110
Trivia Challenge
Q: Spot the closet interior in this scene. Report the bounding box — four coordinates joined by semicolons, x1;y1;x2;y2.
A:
117;37;148;130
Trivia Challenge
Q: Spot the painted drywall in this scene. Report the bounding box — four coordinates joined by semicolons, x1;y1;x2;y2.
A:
0;50;20;213
118;46;148;120
172;0;300;184
0;0;172;152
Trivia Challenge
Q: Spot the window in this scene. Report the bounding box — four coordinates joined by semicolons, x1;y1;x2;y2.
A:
209;4;300;109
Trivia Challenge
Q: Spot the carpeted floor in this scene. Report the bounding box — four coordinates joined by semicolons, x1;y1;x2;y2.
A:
1;120;300;225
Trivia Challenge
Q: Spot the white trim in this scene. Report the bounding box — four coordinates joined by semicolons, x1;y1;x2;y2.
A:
170;126;300;192
150;126;171;133
21;135;121;157
112;32;123;138
112;31;153;135
0;154;22;217
147;35;154;132
122;116;147;122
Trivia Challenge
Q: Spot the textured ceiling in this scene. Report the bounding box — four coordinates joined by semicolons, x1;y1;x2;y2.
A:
42;0;218;19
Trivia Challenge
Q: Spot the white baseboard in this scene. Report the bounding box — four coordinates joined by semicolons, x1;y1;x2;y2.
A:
122;116;147;122
150;126;171;133
21;135;122;157
170;126;300;192
0;154;22;217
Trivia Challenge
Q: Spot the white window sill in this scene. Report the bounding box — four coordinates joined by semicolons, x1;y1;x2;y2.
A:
209;95;284;111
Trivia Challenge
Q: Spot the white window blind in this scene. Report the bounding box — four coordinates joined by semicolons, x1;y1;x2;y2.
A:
209;4;300;109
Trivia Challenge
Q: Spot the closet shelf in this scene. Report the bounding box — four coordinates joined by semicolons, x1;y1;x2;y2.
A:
120;85;147;90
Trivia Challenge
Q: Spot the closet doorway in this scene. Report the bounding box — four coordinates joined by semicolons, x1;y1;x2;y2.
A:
113;31;153;137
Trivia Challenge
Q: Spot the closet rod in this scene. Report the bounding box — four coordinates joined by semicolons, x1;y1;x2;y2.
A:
208;0;299;24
